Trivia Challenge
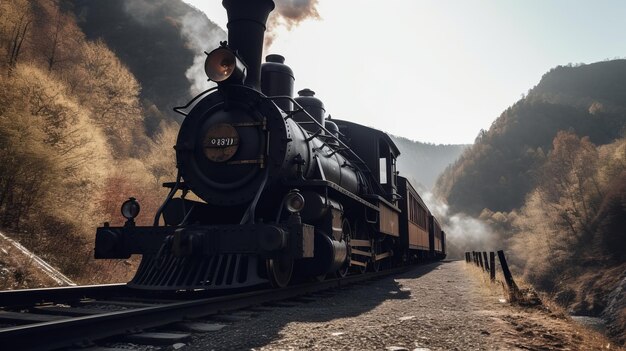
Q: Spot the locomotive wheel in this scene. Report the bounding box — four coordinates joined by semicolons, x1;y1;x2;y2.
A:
336;218;351;278
266;254;293;288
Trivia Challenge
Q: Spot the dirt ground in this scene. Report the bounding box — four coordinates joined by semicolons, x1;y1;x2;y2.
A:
184;260;619;351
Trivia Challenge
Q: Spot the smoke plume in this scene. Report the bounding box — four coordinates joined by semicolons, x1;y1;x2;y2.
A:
179;10;223;95
421;192;498;259
123;0;225;96
265;0;321;49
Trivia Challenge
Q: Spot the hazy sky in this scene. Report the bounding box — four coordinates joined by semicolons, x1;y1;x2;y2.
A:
184;0;626;144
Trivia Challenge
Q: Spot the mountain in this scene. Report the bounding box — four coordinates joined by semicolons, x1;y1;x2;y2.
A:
391;136;467;190
436;60;626;216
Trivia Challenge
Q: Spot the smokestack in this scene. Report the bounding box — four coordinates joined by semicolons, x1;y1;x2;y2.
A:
222;0;275;90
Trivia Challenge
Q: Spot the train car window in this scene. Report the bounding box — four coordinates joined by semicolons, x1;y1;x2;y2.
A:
409;198;412;221
418;206;426;228
379;158;387;184
391;157;397;186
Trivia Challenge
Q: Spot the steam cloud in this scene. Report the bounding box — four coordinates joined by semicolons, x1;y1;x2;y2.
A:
123;0;225;96
421;192;497;259
265;0;321;49
179;11;223;95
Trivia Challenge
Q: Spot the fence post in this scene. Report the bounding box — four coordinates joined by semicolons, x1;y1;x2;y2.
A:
482;252;489;272
497;250;519;296
489;252;495;282
478;252;484;270
474;252;479;267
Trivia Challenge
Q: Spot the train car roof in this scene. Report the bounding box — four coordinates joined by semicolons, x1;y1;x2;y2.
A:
332;119;401;157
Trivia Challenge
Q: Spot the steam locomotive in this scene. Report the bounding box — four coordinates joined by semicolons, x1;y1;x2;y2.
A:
94;0;445;290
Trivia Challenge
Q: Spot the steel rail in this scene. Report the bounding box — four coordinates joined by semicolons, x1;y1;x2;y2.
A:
0;266;410;351
0;284;128;308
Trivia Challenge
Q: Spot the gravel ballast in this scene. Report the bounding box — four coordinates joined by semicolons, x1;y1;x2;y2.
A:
183;260;616;351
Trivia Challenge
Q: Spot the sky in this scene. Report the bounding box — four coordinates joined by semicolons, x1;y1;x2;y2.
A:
184;0;626;145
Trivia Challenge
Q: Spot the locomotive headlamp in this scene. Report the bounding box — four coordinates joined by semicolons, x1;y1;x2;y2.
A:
121;197;140;220
204;44;247;83
285;190;305;213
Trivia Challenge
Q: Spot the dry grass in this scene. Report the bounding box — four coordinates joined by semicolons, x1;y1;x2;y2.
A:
464;261;624;350
466;260;510;299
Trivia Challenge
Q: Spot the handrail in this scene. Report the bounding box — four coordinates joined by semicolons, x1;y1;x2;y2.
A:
267;94;385;196
173;86;219;117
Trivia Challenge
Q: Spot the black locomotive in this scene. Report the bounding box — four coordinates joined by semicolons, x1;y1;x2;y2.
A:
94;0;446;290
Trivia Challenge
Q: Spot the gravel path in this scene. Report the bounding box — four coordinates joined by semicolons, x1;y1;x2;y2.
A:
184;260;616;351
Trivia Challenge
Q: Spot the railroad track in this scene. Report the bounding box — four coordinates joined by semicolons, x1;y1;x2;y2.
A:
0;266;409;350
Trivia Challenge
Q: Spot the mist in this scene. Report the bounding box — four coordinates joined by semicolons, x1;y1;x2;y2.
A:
421;192;498;259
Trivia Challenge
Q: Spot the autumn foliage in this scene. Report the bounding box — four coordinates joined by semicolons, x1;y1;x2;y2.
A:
507;134;626;288
0;0;178;285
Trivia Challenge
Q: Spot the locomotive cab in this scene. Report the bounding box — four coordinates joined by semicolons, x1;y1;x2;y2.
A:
333;119;400;203
378;141;399;203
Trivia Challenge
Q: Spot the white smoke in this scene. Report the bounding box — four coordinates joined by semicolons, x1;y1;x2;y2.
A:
421;191;497;258
179;11;223;95
265;0;321;49
123;1;225;96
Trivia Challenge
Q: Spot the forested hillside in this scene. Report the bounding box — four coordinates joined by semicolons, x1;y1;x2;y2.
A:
436;61;626;343
0;0;179;288
72;0;225;135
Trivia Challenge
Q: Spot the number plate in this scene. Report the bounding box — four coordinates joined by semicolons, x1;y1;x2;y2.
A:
205;137;239;147
202;124;240;162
